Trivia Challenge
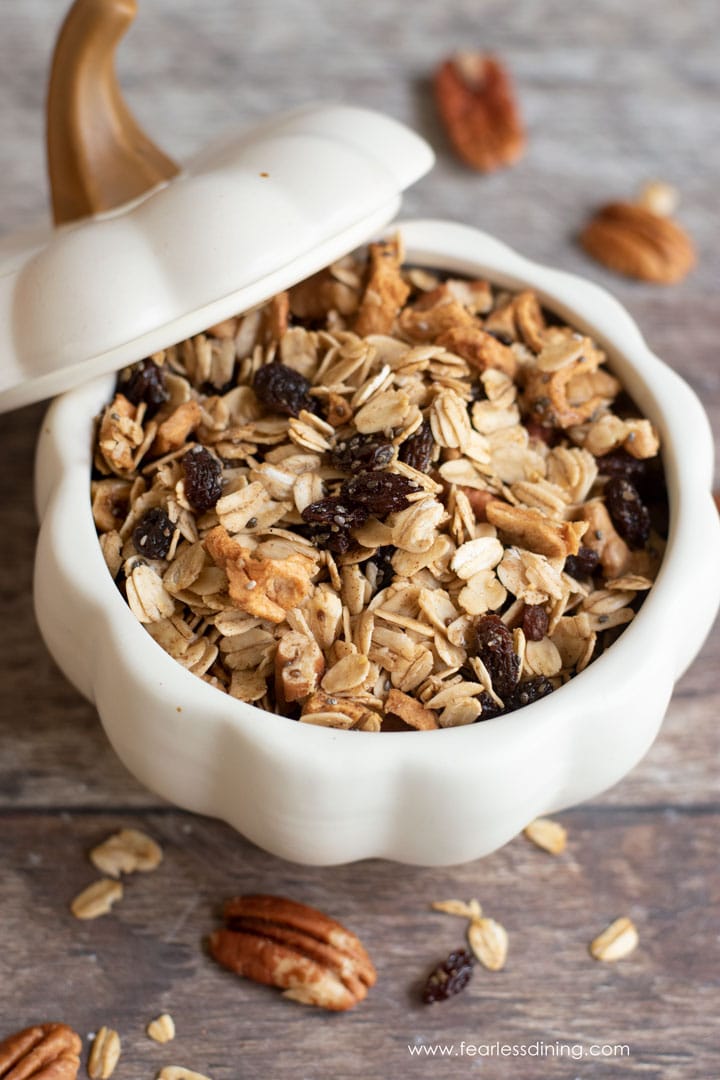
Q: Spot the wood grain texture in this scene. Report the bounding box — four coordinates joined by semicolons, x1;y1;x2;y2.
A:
0;1;718;1077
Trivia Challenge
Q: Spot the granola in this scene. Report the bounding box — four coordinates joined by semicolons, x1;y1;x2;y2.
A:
91;235;667;730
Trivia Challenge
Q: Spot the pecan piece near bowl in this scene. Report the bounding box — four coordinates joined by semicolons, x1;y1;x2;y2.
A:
209;895;376;1011
580;202;695;284
434;52;525;172
0;1023;82;1080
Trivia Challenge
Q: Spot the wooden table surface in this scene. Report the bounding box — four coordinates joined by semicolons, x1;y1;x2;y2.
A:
1;2;718;1077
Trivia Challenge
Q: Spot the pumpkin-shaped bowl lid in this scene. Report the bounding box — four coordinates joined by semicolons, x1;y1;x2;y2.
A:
0;0;433;414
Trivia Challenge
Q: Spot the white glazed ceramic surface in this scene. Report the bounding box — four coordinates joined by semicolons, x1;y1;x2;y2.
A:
34;219;720;866
0;105;433;412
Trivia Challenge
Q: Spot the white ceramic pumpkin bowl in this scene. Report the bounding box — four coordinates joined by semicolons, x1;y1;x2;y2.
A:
2;6;713;866
31;207;720;865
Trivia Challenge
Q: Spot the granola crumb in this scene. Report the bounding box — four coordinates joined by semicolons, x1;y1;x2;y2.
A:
90;828;163;878
147;1013;175;1043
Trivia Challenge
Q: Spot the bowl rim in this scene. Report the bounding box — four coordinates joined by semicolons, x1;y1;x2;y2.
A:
36;217;719;763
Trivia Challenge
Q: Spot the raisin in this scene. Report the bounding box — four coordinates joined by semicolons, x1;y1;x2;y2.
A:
329;433;395;474
474;614;520;702
302;493;374;554
341;472;418;518
597;449;666;504
366;546;396;592
508;676;555;711
399;420;435;473
132;507;174;559
305;524;353;555
521;604;549;642
478;691;504;721
301;497;369;530
117;358;168;411
183;446;223;512
595;448;648;484
422;949;475;1004
253;362;312;417
605;477;651;550
564;546;600;580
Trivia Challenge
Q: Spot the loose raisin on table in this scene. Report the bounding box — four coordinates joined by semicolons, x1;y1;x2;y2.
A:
132;507;174;559
341;472;418;518
605;477;651;549
422;949;475;1004
399;420;435;473
253;362;312;417
521;604;549;642
474;614;520;702
117;358;168;411
183;446;223;512
564;546;600;580
329;433;395;474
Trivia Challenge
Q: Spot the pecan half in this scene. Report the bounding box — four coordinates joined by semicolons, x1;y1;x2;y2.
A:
0;1023;82;1080
580;202;695;284
434;52;525;172
209;894;376;1011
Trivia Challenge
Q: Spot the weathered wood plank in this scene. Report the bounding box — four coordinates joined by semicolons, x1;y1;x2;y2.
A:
2;809;718;1078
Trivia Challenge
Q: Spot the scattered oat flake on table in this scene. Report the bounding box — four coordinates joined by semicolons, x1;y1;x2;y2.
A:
589;917;639;962
431;899;482;919
158;1069;212;1080
88;1026;121;1079
523;817;568;855
147;1013;175;1043
70;878;123;920
89;828;163;878
467;916;508;971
